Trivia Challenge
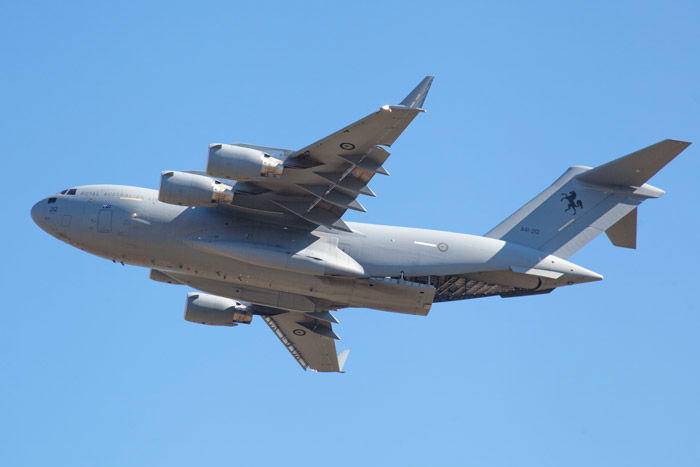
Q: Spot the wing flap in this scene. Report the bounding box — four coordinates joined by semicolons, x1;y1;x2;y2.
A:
272;199;353;232
295;184;367;212
338;146;391;175
313;171;377;197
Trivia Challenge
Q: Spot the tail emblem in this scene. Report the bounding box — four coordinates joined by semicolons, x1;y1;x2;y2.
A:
561;191;584;215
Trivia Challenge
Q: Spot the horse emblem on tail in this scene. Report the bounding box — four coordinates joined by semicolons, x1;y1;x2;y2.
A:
561;191;583;215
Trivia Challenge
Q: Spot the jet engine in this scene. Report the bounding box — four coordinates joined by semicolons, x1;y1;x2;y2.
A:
184;293;253;326
158;171;234;206
206;144;284;180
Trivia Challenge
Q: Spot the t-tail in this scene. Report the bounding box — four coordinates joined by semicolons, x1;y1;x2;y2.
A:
485;140;691;259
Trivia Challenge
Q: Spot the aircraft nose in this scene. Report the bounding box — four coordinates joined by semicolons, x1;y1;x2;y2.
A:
31;198;52;232
31;200;42;224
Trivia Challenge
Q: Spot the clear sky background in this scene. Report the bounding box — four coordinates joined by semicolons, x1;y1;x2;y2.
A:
2;1;699;466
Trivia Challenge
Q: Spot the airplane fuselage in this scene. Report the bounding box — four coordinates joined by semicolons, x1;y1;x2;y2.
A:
32;185;601;315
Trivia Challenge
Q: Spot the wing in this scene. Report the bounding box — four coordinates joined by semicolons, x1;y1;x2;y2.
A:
231;76;434;232
257;307;349;373
152;271;350;372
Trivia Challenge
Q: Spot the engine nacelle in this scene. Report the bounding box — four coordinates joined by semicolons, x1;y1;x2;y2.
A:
206;144;284;180
184;293;253;327
158;171;234;207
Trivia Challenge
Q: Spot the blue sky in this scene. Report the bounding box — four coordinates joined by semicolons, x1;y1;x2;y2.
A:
2;1;699;466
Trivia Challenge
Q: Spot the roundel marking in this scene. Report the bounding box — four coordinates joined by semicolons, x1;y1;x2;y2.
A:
339;142;356;150
293;329;307;336
437;242;449;252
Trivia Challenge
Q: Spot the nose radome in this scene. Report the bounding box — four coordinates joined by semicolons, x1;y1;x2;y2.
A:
31;199;51;232
31;200;42;225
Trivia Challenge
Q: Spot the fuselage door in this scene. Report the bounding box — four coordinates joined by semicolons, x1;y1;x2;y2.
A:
97;208;112;233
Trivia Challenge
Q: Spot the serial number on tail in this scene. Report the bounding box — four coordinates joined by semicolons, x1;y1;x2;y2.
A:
520;226;541;235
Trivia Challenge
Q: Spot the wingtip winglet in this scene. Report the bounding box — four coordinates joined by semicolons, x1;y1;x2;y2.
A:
665;139;692;147
399;75;434;109
337;349;350;373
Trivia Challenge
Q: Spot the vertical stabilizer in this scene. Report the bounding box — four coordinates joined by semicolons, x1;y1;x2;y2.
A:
485;140;690;258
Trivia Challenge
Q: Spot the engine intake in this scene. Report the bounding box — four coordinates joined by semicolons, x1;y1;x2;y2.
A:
158;171;234;207
207;144;284;180
184;293;253;326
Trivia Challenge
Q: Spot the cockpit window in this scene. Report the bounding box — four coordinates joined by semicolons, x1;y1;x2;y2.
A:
67;188;77;195
60;189;68;195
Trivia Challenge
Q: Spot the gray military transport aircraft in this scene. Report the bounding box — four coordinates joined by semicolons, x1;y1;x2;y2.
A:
31;76;690;372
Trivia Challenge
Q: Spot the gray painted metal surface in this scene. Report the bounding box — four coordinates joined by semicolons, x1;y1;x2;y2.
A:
31;77;690;372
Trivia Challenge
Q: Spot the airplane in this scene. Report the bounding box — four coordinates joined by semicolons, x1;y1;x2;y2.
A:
31;76;691;373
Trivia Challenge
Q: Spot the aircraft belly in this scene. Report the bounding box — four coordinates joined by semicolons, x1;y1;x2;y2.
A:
149;241;435;314
163;269;434;315
164;273;322;312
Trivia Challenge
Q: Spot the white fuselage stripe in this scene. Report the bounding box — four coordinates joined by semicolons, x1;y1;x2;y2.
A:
413;241;437;248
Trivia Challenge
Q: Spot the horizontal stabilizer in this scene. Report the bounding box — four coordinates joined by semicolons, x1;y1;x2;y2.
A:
577;139;690;187
605;207;637;249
